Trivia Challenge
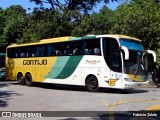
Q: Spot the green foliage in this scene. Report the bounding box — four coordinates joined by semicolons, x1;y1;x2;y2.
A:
72;6;114;36
30;0;119;13
110;0;160;63
0;5;26;51
157;49;160;65
110;0;160;50
18;8;57;43
18;8;83;43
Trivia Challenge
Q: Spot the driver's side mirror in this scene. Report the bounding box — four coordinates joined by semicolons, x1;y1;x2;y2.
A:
121;46;129;60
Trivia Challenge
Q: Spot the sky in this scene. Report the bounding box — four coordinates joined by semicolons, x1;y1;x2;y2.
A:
0;0;121;13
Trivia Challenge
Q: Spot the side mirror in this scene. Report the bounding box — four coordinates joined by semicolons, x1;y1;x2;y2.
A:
145;50;156;62
121;46;129;60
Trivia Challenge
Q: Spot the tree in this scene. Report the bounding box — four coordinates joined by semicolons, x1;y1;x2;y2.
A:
17;7;83;43
0;5;26;51
110;0;160;49
30;0;119;13
17;8;58;43
0;8;5;52
110;0;160;63
72;6;114;36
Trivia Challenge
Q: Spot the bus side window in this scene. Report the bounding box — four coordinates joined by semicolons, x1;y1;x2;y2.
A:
17;49;22;58
68;41;83;55
14;51;18;58
26;47;32;57
54;50;61;56
73;48;78;55
36;46;47;57
94;48;100;55
85;49;92;54
21;53;26;57
63;44;70;56
8;48;15;58
31;53;36;57
56;50;61;56
53;43;65;56
84;39;101;55
63;49;67;55
30;46;36;57
47;45;54;56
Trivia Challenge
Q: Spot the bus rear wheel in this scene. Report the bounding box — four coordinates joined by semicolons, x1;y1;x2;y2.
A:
86;76;99;92
17;73;25;85
25;73;32;86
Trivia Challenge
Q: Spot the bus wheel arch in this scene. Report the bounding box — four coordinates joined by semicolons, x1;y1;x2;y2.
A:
85;75;99;92
17;72;25;85
25;72;33;86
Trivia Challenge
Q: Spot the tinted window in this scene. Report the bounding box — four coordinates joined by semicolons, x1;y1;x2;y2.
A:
36;45;47;57
84;39;101;55
7;39;101;58
103;37;122;72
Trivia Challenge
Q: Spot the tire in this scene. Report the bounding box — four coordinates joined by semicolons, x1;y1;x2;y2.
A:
25;73;32;86
86;76;99;92
17;73;25;85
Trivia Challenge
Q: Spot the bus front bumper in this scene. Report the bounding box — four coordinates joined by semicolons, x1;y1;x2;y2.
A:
122;81;150;89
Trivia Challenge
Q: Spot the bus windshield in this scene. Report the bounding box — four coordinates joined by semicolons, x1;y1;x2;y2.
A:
120;39;148;79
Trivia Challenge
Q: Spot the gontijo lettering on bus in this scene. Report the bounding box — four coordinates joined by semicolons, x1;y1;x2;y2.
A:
23;59;47;65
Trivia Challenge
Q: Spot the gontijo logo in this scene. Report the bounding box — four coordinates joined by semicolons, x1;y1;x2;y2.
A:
23;59;47;65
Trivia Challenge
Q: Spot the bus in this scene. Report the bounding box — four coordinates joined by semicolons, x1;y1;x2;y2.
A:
6;34;156;91
0;53;6;68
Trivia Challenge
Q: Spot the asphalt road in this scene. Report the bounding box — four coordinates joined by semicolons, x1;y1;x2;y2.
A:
0;80;160;120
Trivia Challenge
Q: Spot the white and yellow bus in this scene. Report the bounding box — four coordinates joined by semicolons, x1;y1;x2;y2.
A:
6;34;156;91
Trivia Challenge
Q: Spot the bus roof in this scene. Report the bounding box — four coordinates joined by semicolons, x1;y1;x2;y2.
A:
7;34;141;48
96;34;141;41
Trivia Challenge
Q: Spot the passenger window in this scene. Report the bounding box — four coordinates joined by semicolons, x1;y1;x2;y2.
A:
47;45;54;56
63;41;83;56
84;39;101;55
36;46;47;57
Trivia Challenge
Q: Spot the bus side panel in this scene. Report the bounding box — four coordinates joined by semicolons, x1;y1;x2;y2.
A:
6;58;20;80
6;58;36;81
35;57;58;83
100;67;111;88
43;56;83;85
81;56;102;86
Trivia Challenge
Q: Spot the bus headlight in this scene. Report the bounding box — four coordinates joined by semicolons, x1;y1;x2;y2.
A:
124;78;134;82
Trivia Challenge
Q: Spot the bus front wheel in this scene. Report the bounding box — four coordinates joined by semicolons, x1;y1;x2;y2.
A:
86;76;99;92
25;73;32;86
17;73;25;85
